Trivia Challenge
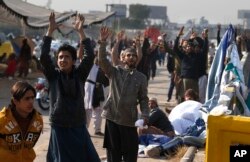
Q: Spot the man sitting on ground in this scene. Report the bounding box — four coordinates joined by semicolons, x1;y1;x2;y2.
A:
139;97;175;137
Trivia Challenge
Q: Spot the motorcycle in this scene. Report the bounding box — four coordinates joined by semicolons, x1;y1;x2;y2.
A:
35;77;49;110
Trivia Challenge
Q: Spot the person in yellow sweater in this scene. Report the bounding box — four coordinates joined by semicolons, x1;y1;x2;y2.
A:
0;81;43;162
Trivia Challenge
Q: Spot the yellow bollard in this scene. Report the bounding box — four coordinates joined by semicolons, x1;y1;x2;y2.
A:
206;115;250;162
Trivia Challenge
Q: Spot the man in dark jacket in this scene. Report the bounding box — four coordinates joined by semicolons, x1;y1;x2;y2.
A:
139;97;175;137
40;12;100;162
173;27;200;96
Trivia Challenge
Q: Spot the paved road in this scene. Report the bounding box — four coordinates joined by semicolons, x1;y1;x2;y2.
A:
0;65;204;162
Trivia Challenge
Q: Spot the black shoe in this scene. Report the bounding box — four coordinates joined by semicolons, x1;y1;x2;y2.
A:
145;146;161;157
95;132;104;136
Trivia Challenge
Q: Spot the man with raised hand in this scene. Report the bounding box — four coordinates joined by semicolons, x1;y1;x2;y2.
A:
40;12;100;162
98;26;149;162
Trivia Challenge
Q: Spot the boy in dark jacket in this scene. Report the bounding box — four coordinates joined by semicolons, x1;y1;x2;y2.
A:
40;12;100;162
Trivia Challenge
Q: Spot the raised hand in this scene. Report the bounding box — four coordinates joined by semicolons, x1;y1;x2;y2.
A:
162;32;167;40
202;28;208;38
47;12;59;36
190;31;197;39
100;26;110;42
178;26;184;37
73;13;85;40
144;30;149;39
74;13;85;32
134;34;141;47
137;31;142;40
117;30;125;42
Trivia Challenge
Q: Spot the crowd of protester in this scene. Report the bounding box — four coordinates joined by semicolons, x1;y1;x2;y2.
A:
1;11;250;162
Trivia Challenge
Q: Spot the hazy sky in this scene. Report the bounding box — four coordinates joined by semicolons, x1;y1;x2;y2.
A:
27;0;250;25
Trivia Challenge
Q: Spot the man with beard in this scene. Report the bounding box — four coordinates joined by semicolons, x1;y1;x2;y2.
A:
173;27;200;97
98;27;149;162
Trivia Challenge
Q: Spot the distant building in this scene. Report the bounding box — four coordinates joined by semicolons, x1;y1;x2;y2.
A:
105;3;170;28
106;4;127;18
148;6;167;20
238;10;250;29
147;5;168;26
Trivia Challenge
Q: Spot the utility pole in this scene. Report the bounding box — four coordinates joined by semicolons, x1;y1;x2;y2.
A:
21;18;26;36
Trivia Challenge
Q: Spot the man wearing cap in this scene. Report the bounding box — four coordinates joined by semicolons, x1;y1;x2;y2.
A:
98;27;149;162
139;97;175;137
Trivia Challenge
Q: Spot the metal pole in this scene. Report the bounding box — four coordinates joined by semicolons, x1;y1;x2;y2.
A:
21;18;26;36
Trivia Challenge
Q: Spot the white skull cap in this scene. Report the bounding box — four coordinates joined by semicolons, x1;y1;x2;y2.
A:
149;97;158;104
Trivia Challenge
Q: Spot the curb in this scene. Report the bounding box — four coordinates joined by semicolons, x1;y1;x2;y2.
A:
180;146;197;162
